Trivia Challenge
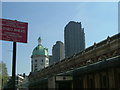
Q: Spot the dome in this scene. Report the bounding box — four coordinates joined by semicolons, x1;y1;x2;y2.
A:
32;44;48;56
32;37;48;56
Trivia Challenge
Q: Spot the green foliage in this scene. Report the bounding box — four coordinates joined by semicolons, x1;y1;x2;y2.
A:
0;61;9;89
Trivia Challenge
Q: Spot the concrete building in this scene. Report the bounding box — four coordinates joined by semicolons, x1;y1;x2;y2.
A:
18;75;29;90
4;73;28;89
64;21;85;58
31;37;49;72
49;55;52;65
51;41;65;64
28;33;120;89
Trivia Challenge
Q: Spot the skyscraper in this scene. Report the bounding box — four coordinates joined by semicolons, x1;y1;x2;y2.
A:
51;41;65;64
64;21;85;58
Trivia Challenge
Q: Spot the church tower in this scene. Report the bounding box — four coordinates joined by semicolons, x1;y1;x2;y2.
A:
31;37;49;72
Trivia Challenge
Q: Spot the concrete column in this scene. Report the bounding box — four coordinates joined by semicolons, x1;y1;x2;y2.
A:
71;81;73;90
48;76;56;88
108;68;115;88
116;68;120;88
83;75;88;88
94;73;100;88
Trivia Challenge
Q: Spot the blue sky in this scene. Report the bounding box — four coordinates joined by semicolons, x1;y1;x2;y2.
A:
1;2;118;75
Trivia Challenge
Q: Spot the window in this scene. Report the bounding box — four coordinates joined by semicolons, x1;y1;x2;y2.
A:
46;60;49;63
34;68;37;71
34;64;37;71
35;59;37;62
34;64;37;68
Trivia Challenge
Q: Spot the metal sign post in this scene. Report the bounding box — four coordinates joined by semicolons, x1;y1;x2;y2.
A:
12;42;17;90
0;18;28;89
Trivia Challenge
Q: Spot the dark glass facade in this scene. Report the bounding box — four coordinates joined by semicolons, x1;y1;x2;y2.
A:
64;21;85;58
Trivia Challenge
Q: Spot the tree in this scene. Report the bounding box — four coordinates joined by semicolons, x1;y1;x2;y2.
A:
0;61;9;89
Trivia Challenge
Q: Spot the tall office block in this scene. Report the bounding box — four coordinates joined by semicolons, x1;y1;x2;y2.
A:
64;21;85;58
51;41;65;64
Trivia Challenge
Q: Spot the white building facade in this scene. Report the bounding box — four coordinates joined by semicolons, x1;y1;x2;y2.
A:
31;37;49;72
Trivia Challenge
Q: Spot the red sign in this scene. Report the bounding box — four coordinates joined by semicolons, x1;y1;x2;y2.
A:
0;18;28;43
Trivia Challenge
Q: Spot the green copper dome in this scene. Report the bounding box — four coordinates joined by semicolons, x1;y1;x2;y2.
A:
32;37;48;56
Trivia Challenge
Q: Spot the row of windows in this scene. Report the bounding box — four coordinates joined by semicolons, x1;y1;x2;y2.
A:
32;59;49;72
34;59;49;63
32;59;49;64
35;59;43;62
